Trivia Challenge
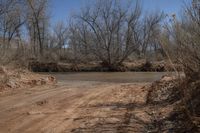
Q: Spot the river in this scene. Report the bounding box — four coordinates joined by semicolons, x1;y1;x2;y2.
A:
48;72;173;83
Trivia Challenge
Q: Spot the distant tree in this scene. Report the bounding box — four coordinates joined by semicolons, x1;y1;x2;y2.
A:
0;0;15;16
70;0;142;68
139;12;164;57
0;0;26;54
26;0;49;57
53;22;68;48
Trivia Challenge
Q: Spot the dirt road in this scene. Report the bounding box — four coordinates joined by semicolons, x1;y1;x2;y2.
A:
0;81;152;133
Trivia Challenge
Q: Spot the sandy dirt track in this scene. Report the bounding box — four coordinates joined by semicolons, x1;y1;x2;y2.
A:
0;81;151;133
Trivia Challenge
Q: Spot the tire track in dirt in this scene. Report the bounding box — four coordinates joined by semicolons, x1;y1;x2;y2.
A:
70;84;150;133
0;82;150;133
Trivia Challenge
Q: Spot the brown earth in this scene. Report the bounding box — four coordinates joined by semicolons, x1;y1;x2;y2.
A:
0;80;152;133
0;66;56;94
0;68;198;133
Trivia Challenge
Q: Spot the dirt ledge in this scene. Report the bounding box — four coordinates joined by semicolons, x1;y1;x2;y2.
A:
0;66;56;94
146;76;199;132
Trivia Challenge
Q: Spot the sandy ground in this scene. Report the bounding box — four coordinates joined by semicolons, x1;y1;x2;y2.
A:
0;80;153;133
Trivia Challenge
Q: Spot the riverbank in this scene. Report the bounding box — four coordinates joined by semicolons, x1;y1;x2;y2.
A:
28;60;181;72
0;73;198;132
0;66;56;94
146;76;199;132
0;67;198;132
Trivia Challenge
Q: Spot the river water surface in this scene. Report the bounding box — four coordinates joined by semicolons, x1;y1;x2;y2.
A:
49;72;173;83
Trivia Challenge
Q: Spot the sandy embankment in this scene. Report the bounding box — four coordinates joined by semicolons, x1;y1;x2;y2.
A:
0;66;56;94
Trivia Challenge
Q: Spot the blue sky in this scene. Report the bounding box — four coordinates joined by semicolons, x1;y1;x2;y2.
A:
50;0;185;25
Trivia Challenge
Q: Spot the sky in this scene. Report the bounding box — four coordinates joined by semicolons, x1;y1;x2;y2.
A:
50;0;185;25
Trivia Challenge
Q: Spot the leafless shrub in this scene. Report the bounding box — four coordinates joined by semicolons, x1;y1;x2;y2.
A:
163;0;200;78
161;0;200;126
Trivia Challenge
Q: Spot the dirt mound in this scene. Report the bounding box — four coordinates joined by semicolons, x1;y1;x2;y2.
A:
146;76;199;132
0;66;56;93
184;79;200;116
147;76;181;105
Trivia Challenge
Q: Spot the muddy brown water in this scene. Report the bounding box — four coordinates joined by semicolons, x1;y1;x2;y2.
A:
45;72;174;83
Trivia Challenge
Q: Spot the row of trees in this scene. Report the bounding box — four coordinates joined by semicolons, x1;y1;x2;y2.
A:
0;0;165;67
0;0;49;62
0;0;199;70
69;0;164;67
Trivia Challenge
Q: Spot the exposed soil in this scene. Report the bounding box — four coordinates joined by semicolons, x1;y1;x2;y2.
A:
146;76;199;132
0;81;151;133
0;66;56;94
0;69;198;133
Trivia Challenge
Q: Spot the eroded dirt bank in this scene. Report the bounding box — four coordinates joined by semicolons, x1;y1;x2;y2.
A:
0;66;56;94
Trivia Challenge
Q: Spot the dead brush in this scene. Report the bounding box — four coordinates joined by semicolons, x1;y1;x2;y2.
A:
0;66;9;90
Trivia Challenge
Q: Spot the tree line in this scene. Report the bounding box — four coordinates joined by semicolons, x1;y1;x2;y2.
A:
0;0;199;72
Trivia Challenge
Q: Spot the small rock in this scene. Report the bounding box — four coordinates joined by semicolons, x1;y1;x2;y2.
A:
36;100;48;106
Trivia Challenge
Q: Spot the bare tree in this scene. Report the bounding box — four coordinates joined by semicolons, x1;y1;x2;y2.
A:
139;12;165;58
0;0;26;57
169;0;200;78
26;0;49;57
70;0;142;69
53;21;68;55
0;0;15;16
